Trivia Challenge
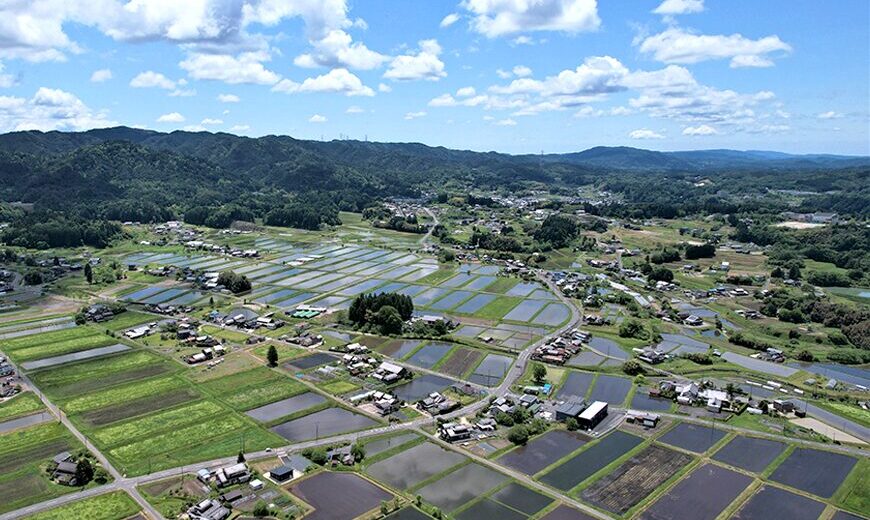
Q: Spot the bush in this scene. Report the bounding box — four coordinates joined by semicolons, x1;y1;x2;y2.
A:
619;319;648;340
217;271;251;294
565;418;579;431
622;359;643;375
796;350;815;362
507;425;530;445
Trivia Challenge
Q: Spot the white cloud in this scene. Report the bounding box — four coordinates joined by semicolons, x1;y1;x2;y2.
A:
230;124;250;132
457;86;476;97
157;112;185;123
574;106;603;118
512;65;532;77
169;88;196;97
463;0;599;38
294;29;388;70
682;124;718;135
495;118;517;126
90;68;112;83
0;87;115;131
180;52;281;85
378;83;392;93
629;128;664;139
610;106;632;116
201;118;223;125
404;111;427;120
440;13;460;28
817;111;843;119
511;35;535;45
182;125;207;132
0;62;14;87
217;93;240;103
309;114;327;123
273;68;374;96
346;105;365;114
130;71;175;89
653;0;704;15
638;28;791;67
384;39;446;81
496;69;512;79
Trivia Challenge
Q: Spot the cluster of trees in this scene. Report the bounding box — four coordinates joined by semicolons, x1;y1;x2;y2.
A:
684;243;716;259
619;319;650;340
347;292;414;335
649;248;681;264
264;199;341;230
217;271;251;294
1;212;123;249
639;262;674;283
470;230;525;253
533;214;580;249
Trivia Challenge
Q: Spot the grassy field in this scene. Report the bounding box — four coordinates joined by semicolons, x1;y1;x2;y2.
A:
31;350;178;398
102;311;155;331
834;458;870;516
0;392;44;421
475;296;523;320
200;324;250;343
25;491;139;520
485;277;520;294
0;422;95;514
2;326;113;362
92;400;226;447
251;342;306;363
61;376;188;414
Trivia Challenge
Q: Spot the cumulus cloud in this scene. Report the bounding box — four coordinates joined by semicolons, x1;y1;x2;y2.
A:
574;106;603;118
169;88;196;97
201;118;223;125
180;51;281;85
90;68;112;83
629;128;664;139
272;68;374;96
462;0;600;37
653;0;704;15
495;118;517;126
230;124;250;132
378;83;392;93
217;93;240;103
294;29;388;70
384;39;446;81
157;112;185;123
440;13;460;28
513;65;532;77
130;71;176;89
457;86;476;97
682;124;718;135
638;28;791;67
0;87;115;131
308;114;327;123
404;111;427;120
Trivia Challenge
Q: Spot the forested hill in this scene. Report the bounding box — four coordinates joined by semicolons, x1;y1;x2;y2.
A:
0;126;867;249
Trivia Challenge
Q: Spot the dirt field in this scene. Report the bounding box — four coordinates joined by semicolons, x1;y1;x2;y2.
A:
790;418;867;445
581;444;693;514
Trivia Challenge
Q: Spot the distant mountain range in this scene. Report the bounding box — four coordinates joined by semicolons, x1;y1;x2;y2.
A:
0;127;866;173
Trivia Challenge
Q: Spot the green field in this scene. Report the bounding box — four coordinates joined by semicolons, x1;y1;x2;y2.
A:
102;311;155;331
92;401;225;447
31;351;177;398
25;491;139;520
2;327;115;363
475;296;523;320
0;422;96;514
61;376;188;414
0;392;44;421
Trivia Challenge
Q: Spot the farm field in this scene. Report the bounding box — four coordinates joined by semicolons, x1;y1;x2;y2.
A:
24;491;140;520
0;392;44;421
711;435;786;473
366;441;466;490
498;430;588;476
657;423;727;454
539;430;643;491
580;444;693;514
289;471;392;520
640;463;752;520
0;421;98;514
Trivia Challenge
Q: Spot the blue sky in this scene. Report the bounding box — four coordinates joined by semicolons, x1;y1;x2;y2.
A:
0;0;867;154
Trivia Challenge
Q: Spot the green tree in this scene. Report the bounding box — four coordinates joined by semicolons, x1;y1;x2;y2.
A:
374;305;404;335
266;345;278;367
350;443;365;462
237;451;246;463
507;424;530;445
532;363;547;385
75;459;94;486
84;263;93;284
565;417;579;431
622;359;643;375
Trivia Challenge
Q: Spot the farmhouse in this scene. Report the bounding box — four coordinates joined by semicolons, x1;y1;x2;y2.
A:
625;410;660;427
439;422;472;442
188;499;230;520
555;400;588;422
213;462;251;488
577;401;608;430
372;361;407;383
51;461;79;486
